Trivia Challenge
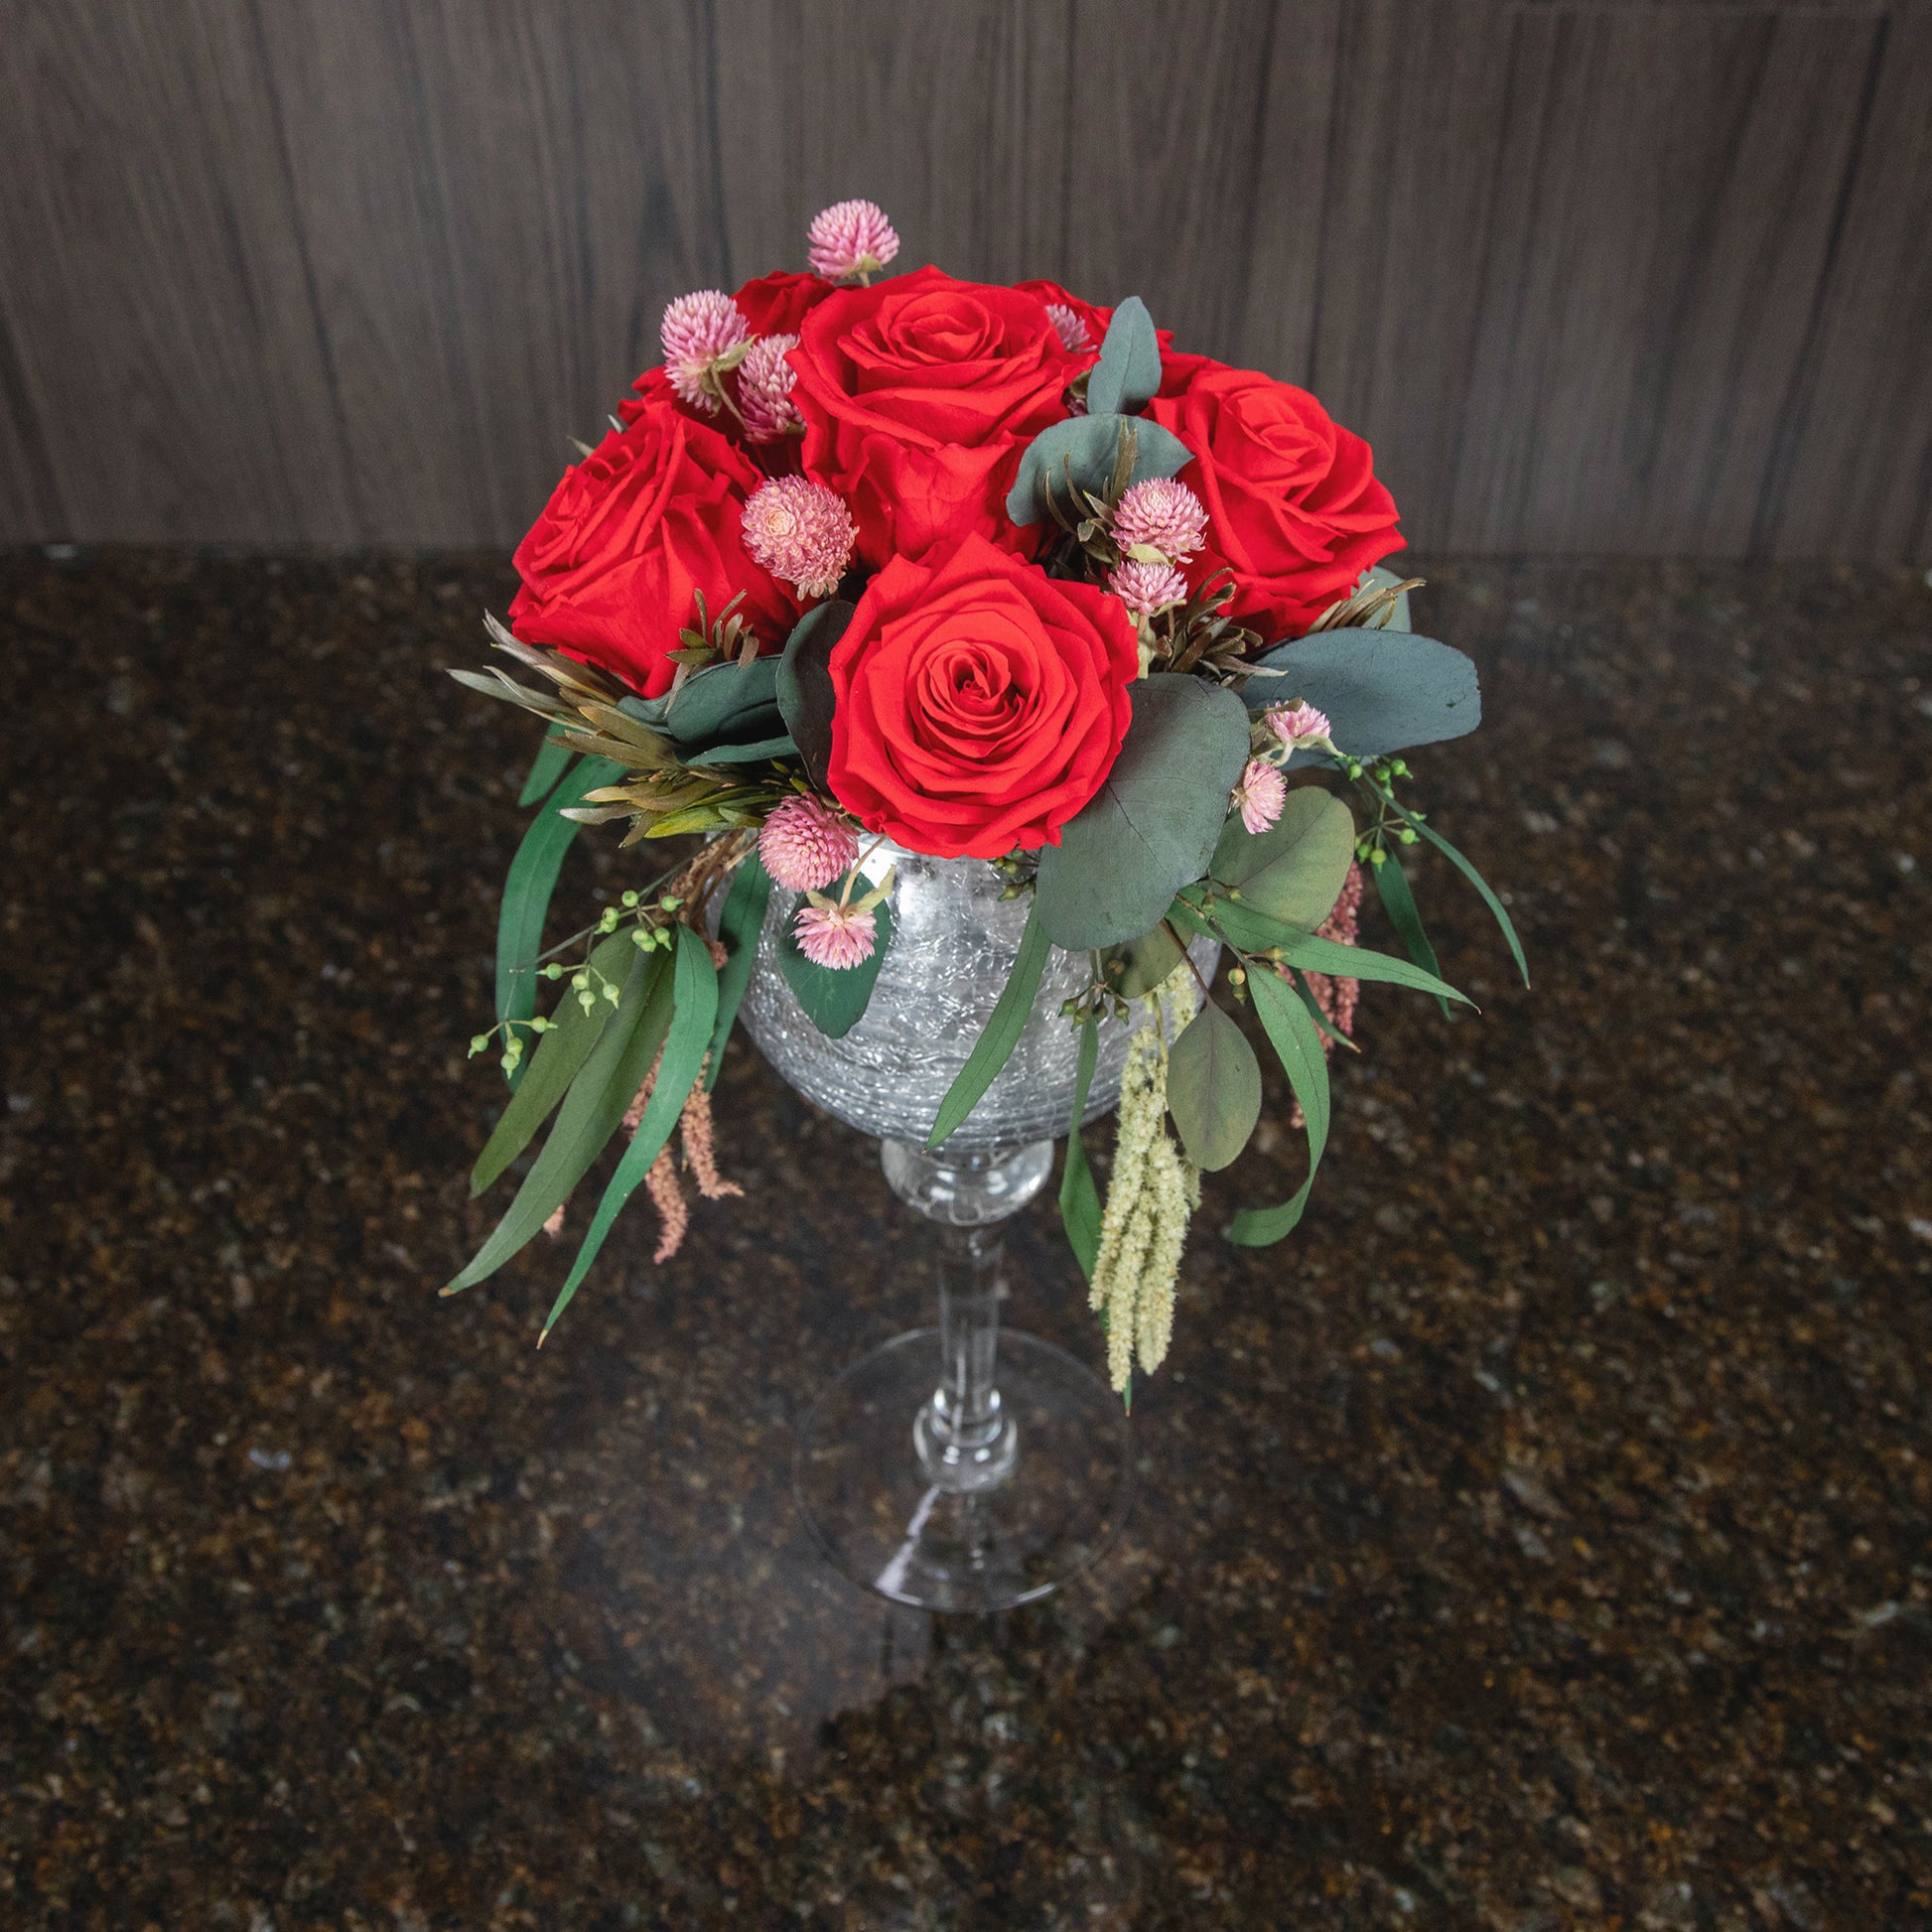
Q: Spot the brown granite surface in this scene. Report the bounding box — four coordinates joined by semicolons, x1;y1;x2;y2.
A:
2;549;1929;1929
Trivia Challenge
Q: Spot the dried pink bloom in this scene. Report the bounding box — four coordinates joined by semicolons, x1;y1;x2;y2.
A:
680;1067;743;1201
1264;700;1334;755
1112;479;1208;560
1284;862;1365;1128
1231;759;1286;835
792;899;878;970
1107;557;1189;619
645;1142;689;1263
741;477;856;598
542;1202;567;1238
738;333;803;442
1045;302;1091;352
759;795;859;893
660;290;751;412
807;200;899;280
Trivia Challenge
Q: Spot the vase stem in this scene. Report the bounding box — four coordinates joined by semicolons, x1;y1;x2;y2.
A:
916;1224;1019;1491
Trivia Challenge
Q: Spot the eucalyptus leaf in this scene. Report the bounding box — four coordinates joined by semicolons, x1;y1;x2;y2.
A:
1271;927;1473;1007
1388;800;1530;988
925;899;1053;1150
1225;968;1330;1246
1085;295;1161;417
1058;1015;1102;1282
1166;999;1262;1173
775;895;895;1038
1211;787;1355;928
1102;920;1184;1000
1006;413;1192;525
543;925;721;1334
471;932;633;1196
517;737;576;807
1242;628;1480;764
445;943;673;1293
684;733;797;765
705;852;771;1090
776;601;852;787
620;653;784;751
495;755;628;1068
1035;676;1250;950
1371;846;1449;1018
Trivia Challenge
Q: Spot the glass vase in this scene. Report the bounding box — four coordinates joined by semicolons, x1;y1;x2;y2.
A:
734;839;1213;1612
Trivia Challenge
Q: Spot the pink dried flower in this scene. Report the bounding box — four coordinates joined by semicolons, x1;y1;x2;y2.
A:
1112;479;1208;560
1107;557;1189;619
792;899;878;970
759;795;859;893
1045;302;1091;352
645;1142;689;1263
1282;861;1363;1128
1231;759;1286;835
741;477;856;598
660;290;751;412
738;333;803;442
680;1066;743;1201
1264;700;1334;755
807;200;899;281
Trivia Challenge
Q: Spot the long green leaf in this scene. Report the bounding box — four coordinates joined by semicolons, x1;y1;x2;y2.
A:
1388;801;1529;987
518;736;576;807
1264;925;1473;1009
1058;1015;1102;1282
1371;847;1449;1019
471;931;632;1196
444;944;671;1294
543;926;720;1336
1226;969;1330;1246
704;851;771;1091
495;755;627;1070
926;898;1052;1149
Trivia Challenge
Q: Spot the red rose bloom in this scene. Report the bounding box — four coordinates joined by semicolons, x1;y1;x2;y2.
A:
789;266;1083;567
508;398;797;699
1148;360;1403;638
826;533;1138;859
734;268;834;339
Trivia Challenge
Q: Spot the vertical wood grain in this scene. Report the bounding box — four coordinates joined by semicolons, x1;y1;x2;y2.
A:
1447;4;1884;555
0;0;1928;558
0;0;359;542
1752;3;1932;563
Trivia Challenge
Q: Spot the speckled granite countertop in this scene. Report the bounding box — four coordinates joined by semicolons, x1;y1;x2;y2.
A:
2;550;1928;1929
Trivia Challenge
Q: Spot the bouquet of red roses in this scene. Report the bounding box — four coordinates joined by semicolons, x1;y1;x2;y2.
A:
446;201;1523;1382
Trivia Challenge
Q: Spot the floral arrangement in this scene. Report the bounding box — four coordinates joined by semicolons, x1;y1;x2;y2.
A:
445;202;1524;1393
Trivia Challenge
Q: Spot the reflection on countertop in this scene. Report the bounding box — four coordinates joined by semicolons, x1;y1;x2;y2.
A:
2;549;1928;1927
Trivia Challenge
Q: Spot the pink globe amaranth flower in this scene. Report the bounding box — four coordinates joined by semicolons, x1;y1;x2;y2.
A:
759;795;860;893
1264;700;1334;754
1045;302;1092;352
1231;759;1286;835
738;333;803;442
1107;557;1189;619
741;477;857;598
792;898;878;970
660;291;751;411
1112;478;1208;560
806;200;899;281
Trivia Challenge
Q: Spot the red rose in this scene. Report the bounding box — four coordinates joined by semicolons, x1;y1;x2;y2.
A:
826;533;1139;859
509;398;797;699
1148;361;1402;638
733;268;833;339
789;266;1082;567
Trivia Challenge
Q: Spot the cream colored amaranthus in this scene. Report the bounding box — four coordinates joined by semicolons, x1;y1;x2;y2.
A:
1088;962;1203;1395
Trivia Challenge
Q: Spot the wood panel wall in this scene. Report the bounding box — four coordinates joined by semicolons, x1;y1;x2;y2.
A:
1;0;1926;558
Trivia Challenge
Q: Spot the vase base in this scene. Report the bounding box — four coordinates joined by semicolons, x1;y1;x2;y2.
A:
793;1327;1132;1612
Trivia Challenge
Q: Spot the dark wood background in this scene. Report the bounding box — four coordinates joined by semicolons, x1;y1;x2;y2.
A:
2;0;1927;558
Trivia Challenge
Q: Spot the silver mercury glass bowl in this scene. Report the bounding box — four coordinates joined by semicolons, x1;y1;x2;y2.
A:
734;836;1218;1158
